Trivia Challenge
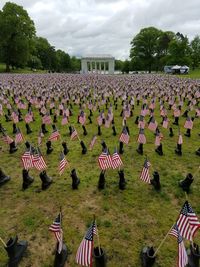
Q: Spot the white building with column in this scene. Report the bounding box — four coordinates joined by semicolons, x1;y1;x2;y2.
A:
81;54;115;74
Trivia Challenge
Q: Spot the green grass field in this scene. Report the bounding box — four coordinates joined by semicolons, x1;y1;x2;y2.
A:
0;63;47;74
0;92;199;267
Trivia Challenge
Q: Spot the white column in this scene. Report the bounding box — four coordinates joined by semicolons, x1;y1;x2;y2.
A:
104;62;106;74
95;61;97;73
99;62;102;74
108;59;114;74
81;59;88;74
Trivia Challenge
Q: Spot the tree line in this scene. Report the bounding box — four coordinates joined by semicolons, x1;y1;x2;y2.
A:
0;2;80;72
0;2;200;73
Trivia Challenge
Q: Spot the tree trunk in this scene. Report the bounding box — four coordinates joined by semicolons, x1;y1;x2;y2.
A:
149;64;152;73
6;63;10;72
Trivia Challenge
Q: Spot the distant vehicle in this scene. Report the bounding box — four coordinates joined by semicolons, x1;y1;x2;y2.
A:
164;65;189;74
164;66;173;74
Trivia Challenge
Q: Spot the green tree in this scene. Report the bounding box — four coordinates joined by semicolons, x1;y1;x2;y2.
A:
70;56;81;72
0;2;35;71
115;60;123;71
122;60;130;73
166;32;191;66
190;35;200;70
130;27;162;73
56;49;71;72
34;37;57;71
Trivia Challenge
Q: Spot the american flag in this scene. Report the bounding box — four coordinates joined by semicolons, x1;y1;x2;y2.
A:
70;127;78;140
174;109;181;117
155;132;161;146
176;201;200;241
38;129;44;146
79;110;86;125
98;149;113;170
148;117;157;131
76;221;97;266
162;117;169;129
32;148;47;171
2;132;13;145
140;159;151;184
105;115;110;128
15;127;24;144
89;135;97;150
49;213;63;254
59;152;69;175
137;128;146;144
184;117;193;129
178;134;183;145
97;114;103;126
111;148;123;169
24;112;33;124
12;111;19;124
21;148;34;170
169;224;188;267
138;117;145;129
49;129;60;141
119;127;130;144
61;115;68;125
42;114;52;125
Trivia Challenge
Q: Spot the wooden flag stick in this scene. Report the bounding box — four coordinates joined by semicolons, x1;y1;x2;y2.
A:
0;237;7;247
185;192;188;201
152;224;174;257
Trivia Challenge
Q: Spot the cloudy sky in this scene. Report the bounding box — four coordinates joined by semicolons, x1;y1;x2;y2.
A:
1;0;200;59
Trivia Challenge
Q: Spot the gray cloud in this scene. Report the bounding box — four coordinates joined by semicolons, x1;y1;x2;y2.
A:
1;0;200;59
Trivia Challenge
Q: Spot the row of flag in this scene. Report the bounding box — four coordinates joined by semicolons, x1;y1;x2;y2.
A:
49;200;200;267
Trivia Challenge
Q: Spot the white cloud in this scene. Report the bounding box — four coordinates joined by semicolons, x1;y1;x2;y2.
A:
1;0;200;59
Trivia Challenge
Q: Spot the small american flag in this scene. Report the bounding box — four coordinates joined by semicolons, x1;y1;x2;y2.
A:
176;201;200;241
38;129;44;146
2;132;13;145
178;134;183;145
76;221;97;266
89;135;97;150
33;148;47;171
15;127;24;144
21;148;34;170
162;117;169;129
70;127;78;140
12;111;19;124
140;159;151;184
174;109;181;117
98;149;113;170
24;113;33;124
119;127;130;144
97;113;103;126
59;152;69;175
169;224;188;267
42;114;52;125
49;213;63;254
61;115;68;125
137;128;146;144
148;117;157;131
49;129;60;141
111;148;123;169
184;117;193;129
79;111;86;125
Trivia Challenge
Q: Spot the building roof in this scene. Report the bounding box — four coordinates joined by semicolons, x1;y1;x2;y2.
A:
82;54;115;60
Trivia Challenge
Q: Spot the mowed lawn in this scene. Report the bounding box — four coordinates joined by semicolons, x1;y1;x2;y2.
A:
0;83;200;267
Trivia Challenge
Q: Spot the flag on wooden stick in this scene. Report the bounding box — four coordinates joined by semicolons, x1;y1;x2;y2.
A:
119;126;130;144
169;223;188;267
140;159;151;184
76;220;97;266
176;201;200;241
49;213;63;254
59;152;69;175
